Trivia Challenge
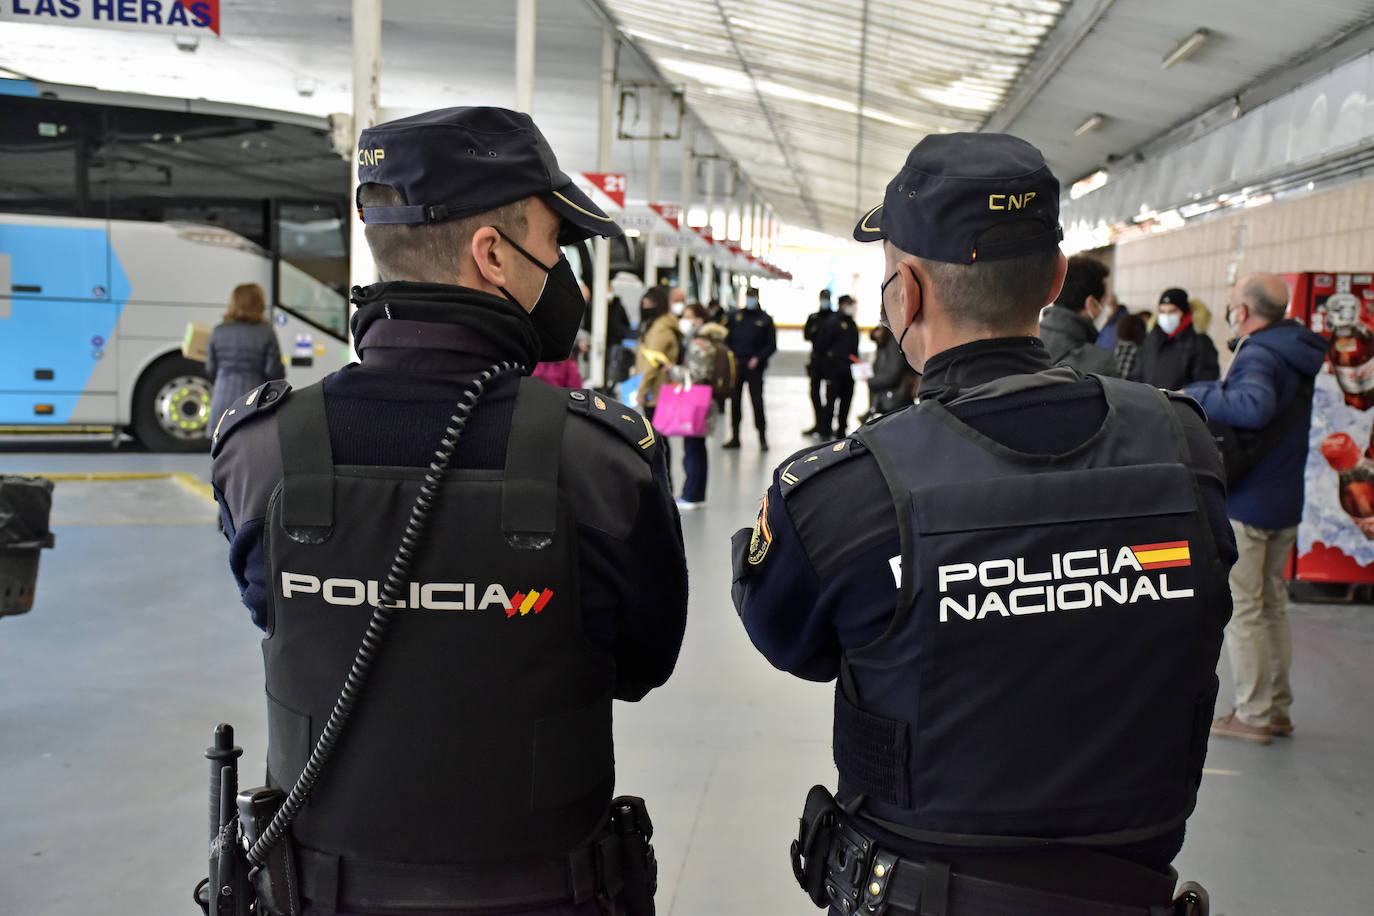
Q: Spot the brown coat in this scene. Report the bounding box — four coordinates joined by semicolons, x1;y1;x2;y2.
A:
634;312;681;407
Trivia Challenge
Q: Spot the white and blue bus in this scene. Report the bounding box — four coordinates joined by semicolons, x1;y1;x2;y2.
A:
0;78;351;450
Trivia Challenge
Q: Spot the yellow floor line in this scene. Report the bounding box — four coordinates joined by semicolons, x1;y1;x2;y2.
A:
170;472;216;505
1202;767;1243;777
10;471;218;506
54;518;215;527
12;471;169;481
0;426;116;434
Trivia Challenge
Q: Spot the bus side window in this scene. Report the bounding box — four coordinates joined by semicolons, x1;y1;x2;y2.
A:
0;95;112;219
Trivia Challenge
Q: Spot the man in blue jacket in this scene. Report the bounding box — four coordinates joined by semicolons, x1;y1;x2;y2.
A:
1184;272;1327;745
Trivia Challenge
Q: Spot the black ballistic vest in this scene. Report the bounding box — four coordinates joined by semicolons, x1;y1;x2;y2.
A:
840;373;1226;846
262;378;615;868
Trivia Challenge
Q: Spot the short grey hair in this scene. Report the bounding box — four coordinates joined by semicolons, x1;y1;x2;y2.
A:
1241;275;1288;322
910;222;1060;332
357;183;529;283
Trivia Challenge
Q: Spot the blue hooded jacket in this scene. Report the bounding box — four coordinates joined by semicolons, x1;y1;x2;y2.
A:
1184;320;1328;529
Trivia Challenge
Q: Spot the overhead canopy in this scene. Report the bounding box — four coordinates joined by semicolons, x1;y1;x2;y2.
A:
602;0;1065;236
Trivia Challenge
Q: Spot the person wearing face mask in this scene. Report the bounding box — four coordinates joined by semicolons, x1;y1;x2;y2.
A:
733;132;1232;916
1092;293;1128;351
633;286;683;484
1137;288;1220;390
803;289;836;436
1038;256;1120;378
667;301;729;508
1182;274;1325;746
813;294;861;437
724;287;776;450
210;108;686;916
635;285;683;412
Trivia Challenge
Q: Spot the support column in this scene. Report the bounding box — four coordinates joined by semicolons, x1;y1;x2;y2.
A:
588;26;615;387
700;156;716;305
644;87;662;290
514;0;536;114
677;119;694;300
348;0;381;354
741;189;753;254
728;196;741;301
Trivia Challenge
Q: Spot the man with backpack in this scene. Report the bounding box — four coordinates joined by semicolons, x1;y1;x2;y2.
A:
1183;272;1325;745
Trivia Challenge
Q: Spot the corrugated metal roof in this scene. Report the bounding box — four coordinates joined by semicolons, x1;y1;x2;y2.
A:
602;0;1067;235
996;0;1374;189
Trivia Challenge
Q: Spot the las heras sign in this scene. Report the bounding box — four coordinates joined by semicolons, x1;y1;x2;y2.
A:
0;0;222;36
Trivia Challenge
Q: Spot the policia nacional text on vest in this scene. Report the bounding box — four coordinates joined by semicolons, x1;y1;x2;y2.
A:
197;374;658;916
790;371;1221;916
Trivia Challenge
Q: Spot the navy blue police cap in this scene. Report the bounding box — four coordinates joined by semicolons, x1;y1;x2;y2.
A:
853;132;1063;263
356;106;622;244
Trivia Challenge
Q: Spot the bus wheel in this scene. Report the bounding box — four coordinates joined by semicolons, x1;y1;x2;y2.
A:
131;356;213;452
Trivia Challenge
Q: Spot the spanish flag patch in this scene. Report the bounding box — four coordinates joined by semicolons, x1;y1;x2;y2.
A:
747;494;773;566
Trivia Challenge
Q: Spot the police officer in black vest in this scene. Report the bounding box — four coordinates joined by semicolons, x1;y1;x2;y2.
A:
731;134;1234;915
211;107;688;916
803;289;835;436
724;288;776;450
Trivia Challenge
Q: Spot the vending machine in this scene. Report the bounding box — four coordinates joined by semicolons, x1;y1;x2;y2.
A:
1283;271;1374;582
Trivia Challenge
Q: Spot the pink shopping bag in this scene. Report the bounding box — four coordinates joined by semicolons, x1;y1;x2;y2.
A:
651;382;714;437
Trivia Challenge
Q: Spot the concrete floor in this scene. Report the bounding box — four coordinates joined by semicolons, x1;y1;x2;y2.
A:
2;344;1372;915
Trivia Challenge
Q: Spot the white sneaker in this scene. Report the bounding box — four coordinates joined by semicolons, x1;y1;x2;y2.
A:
675;498;704;511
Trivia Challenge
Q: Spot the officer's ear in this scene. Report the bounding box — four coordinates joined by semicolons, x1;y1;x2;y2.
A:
899;259;924;326
468;225;509;289
1045;251;1068;309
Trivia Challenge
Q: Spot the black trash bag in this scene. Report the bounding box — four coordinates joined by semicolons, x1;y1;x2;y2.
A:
1;476;56;617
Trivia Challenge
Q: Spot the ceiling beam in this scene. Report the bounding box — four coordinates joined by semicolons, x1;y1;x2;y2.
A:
582;0;783;220
854;0;871;220
982;0;1119;134
708;0;822;227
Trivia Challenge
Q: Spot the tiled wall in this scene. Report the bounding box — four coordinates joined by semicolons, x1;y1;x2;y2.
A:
1110;178;1374;363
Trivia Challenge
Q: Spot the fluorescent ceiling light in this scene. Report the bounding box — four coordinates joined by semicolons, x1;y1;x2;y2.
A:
658;57;920;128
1073;113;1104;137
1162;29;1209;70
1155;209;1186;230
1069;169;1109;199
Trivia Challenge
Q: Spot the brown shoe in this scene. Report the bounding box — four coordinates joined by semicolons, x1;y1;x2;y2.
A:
1211;711;1272;745
1270;716;1294;737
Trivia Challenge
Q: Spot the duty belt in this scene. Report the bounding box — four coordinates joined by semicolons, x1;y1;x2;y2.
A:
792;786;1207;916
296;832;624;914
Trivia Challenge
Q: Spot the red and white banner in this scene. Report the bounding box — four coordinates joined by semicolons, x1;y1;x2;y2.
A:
649;203;680;230
575;172;626;211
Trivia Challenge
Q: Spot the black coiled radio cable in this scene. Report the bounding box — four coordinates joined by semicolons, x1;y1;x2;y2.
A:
246;360;521;868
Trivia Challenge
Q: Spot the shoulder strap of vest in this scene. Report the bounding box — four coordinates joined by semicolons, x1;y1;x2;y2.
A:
848;416;921;703
276;381;335;534
564;389;659;463
503;377;569;542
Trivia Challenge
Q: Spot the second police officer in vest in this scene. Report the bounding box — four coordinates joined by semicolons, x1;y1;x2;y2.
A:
212;107;688;915
732;133;1235;915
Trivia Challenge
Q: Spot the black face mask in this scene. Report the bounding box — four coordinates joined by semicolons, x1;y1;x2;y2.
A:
494;228;586;361
879;264;922;374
